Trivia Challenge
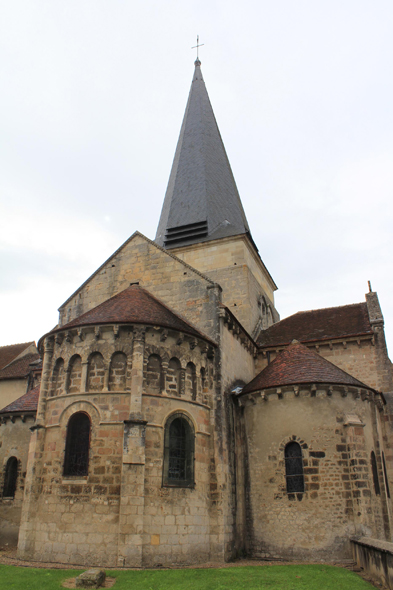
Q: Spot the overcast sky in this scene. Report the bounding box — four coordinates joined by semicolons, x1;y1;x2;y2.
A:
1;1;392;356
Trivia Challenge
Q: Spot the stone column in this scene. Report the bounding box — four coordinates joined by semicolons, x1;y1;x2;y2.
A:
117;326;147;567
161;361;168;394
36;337;54;424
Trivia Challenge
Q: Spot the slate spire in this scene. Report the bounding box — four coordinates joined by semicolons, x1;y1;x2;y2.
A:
155;60;251;249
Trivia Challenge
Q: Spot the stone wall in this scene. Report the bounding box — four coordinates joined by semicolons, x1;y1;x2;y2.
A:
58;233;219;342
257;337;385;392
171;234;278;335
18;323;218;567
0;416;35;547
0;379;28;411
239;385;390;560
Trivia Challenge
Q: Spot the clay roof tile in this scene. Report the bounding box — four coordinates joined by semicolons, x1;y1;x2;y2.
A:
242;340;371;395
257;302;372;348
0;384;40;414
52;285;215;345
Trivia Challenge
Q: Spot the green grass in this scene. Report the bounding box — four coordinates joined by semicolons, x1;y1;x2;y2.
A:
0;563;376;590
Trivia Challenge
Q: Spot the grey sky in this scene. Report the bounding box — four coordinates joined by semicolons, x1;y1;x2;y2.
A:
1;1;392;355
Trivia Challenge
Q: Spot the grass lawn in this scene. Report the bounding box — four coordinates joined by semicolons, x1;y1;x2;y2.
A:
0;563;376;590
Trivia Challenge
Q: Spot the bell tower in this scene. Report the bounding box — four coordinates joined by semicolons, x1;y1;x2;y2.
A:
155;60;279;337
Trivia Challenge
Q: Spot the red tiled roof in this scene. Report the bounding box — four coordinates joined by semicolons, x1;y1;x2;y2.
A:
257;302;372;348
242;341;370;395
0;384;40;414
51;285;215;344
0;353;41;381
0;342;35;371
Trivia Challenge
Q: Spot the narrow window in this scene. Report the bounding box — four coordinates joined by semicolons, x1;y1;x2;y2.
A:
63;413;91;477
3;457;18;498
382;452;391;498
285;441;305;493
371;451;380;495
163;413;194;487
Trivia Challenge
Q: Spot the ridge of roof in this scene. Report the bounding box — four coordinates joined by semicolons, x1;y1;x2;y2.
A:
242;340;373;395
257;301;372;348
51;285;216;346
59;231;215;311
0;342;35;371
155;60;252;250
0;384;40;415
0;353;41;381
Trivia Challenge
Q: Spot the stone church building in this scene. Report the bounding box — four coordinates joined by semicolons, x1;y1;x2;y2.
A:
1;59;393;567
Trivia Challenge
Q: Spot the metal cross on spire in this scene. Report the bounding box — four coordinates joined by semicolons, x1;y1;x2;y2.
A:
192;35;204;60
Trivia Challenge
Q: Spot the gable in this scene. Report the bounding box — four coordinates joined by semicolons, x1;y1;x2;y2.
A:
58;232;219;340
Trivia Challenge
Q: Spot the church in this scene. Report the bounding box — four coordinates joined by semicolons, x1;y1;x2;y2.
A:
0;58;392;568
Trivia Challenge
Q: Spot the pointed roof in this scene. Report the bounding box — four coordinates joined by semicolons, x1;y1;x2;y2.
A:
242;341;371;395
50;284;215;344
155;59;251;249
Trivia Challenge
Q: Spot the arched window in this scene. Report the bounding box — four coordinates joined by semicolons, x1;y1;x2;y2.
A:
168;358;181;396
109;352;127;391
285;441;305;493
371;451;381;495
185;362;197;400
51;358;65;397
145;354;163;394
163;413;194;487
382;452;391;498
3;457;18;498
67;355;82;393
63;413;91;477
87;353;105;392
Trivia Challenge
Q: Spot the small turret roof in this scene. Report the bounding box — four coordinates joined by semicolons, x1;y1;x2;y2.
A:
49;284;215;344
242;341;372;395
155;60;251;249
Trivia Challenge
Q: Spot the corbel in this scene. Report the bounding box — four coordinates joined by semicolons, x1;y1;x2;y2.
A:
342;387;348;398
189;338;198;350
327;386;333;397
276;388;283;399
113;325;120;339
65;331;73;343
207;346;215;359
177;334;185;346
55;334;63;346
293;386;299;397
343;341;347;349
329;342;333;350
77;328;84;342
160;329;168;342
260;391;267;401
315;345;320;353
357;339;361;347
311;384;317;397
361;390;369;401
94;326;101;340
371;336;375;346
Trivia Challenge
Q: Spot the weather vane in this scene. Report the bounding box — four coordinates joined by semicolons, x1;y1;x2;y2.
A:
192;35;204;60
